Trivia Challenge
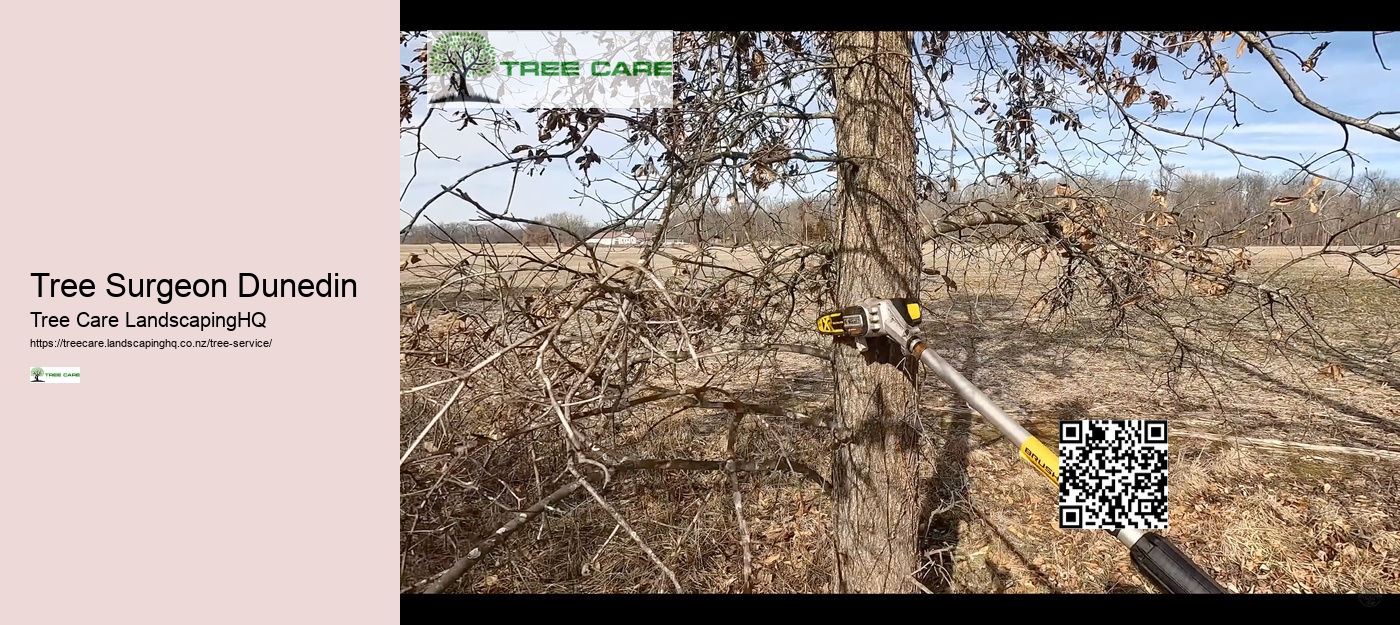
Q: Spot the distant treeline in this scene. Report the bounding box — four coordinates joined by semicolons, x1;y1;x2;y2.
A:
403;172;1400;247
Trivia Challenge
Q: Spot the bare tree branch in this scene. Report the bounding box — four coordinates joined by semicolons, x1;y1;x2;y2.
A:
1239;31;1400;142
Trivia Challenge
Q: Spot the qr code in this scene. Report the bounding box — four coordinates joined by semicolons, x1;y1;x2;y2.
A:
1058;420;1168;530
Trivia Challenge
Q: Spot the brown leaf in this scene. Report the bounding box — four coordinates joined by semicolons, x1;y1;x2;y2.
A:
1302;41;1331;73
1305;175;1324;197
1270;196;1301;206
1308;198;1318;214
751;50;767;80
1236;38;1248;58
942;274;958;292
1123;85;1144;108
1318;364;1344;382
1210;54;1229;84
762;525;790;541
1151;189;1168;209
1189;276;1226;295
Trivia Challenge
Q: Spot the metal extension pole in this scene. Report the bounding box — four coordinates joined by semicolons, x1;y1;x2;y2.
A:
906;337;1226;594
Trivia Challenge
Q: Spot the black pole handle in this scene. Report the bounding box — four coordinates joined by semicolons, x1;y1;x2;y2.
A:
1130;531;1227;594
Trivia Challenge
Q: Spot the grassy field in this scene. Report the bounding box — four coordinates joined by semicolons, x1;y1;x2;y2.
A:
401;242;1400;594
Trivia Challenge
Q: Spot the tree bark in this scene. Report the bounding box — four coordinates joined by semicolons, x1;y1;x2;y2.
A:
829;31;923;594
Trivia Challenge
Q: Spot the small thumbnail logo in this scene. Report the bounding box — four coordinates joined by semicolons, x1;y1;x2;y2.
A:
29;366;80;383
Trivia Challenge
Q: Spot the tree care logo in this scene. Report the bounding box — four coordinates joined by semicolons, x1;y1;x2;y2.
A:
423;31;673;109
29;366;80;383
427;31;500;105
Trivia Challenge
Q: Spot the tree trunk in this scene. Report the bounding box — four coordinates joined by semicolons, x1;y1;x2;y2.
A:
829;31;923;594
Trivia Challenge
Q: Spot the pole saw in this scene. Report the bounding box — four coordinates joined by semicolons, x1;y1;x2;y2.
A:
817;297;1226;594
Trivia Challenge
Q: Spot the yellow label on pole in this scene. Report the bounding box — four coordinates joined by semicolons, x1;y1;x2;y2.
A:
1019;437;1059;487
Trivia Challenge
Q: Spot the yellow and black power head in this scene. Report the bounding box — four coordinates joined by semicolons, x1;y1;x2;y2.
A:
889;297;921;327
817;298;922;337
816;311;844;335
816;305;869;336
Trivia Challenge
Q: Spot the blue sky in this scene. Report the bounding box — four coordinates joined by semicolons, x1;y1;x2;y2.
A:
400;32;1400;227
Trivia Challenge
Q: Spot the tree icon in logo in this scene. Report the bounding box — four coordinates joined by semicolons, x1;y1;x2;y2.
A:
31;367;45;382
428;31;501;105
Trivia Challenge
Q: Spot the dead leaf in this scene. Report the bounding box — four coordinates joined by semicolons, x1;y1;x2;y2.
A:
1236;38;1248;58
1305;176;1324;196
751;50;767;80
1301;41;1330;73
1123;84;1143;108
1210;54;1229;84
1190;276;1226;295
1308;198;1319;214
1151;189;1168;209
1271;196;1301;206
1318;363;1344;381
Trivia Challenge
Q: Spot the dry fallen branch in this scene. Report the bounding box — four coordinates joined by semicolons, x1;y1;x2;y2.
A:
411;455;830;593
622;458;833;492
1172;431;1400;462
570;465;684;593
419;478;586;593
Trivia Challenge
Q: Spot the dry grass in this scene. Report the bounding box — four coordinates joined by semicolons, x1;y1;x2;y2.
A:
400;243;1400;594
